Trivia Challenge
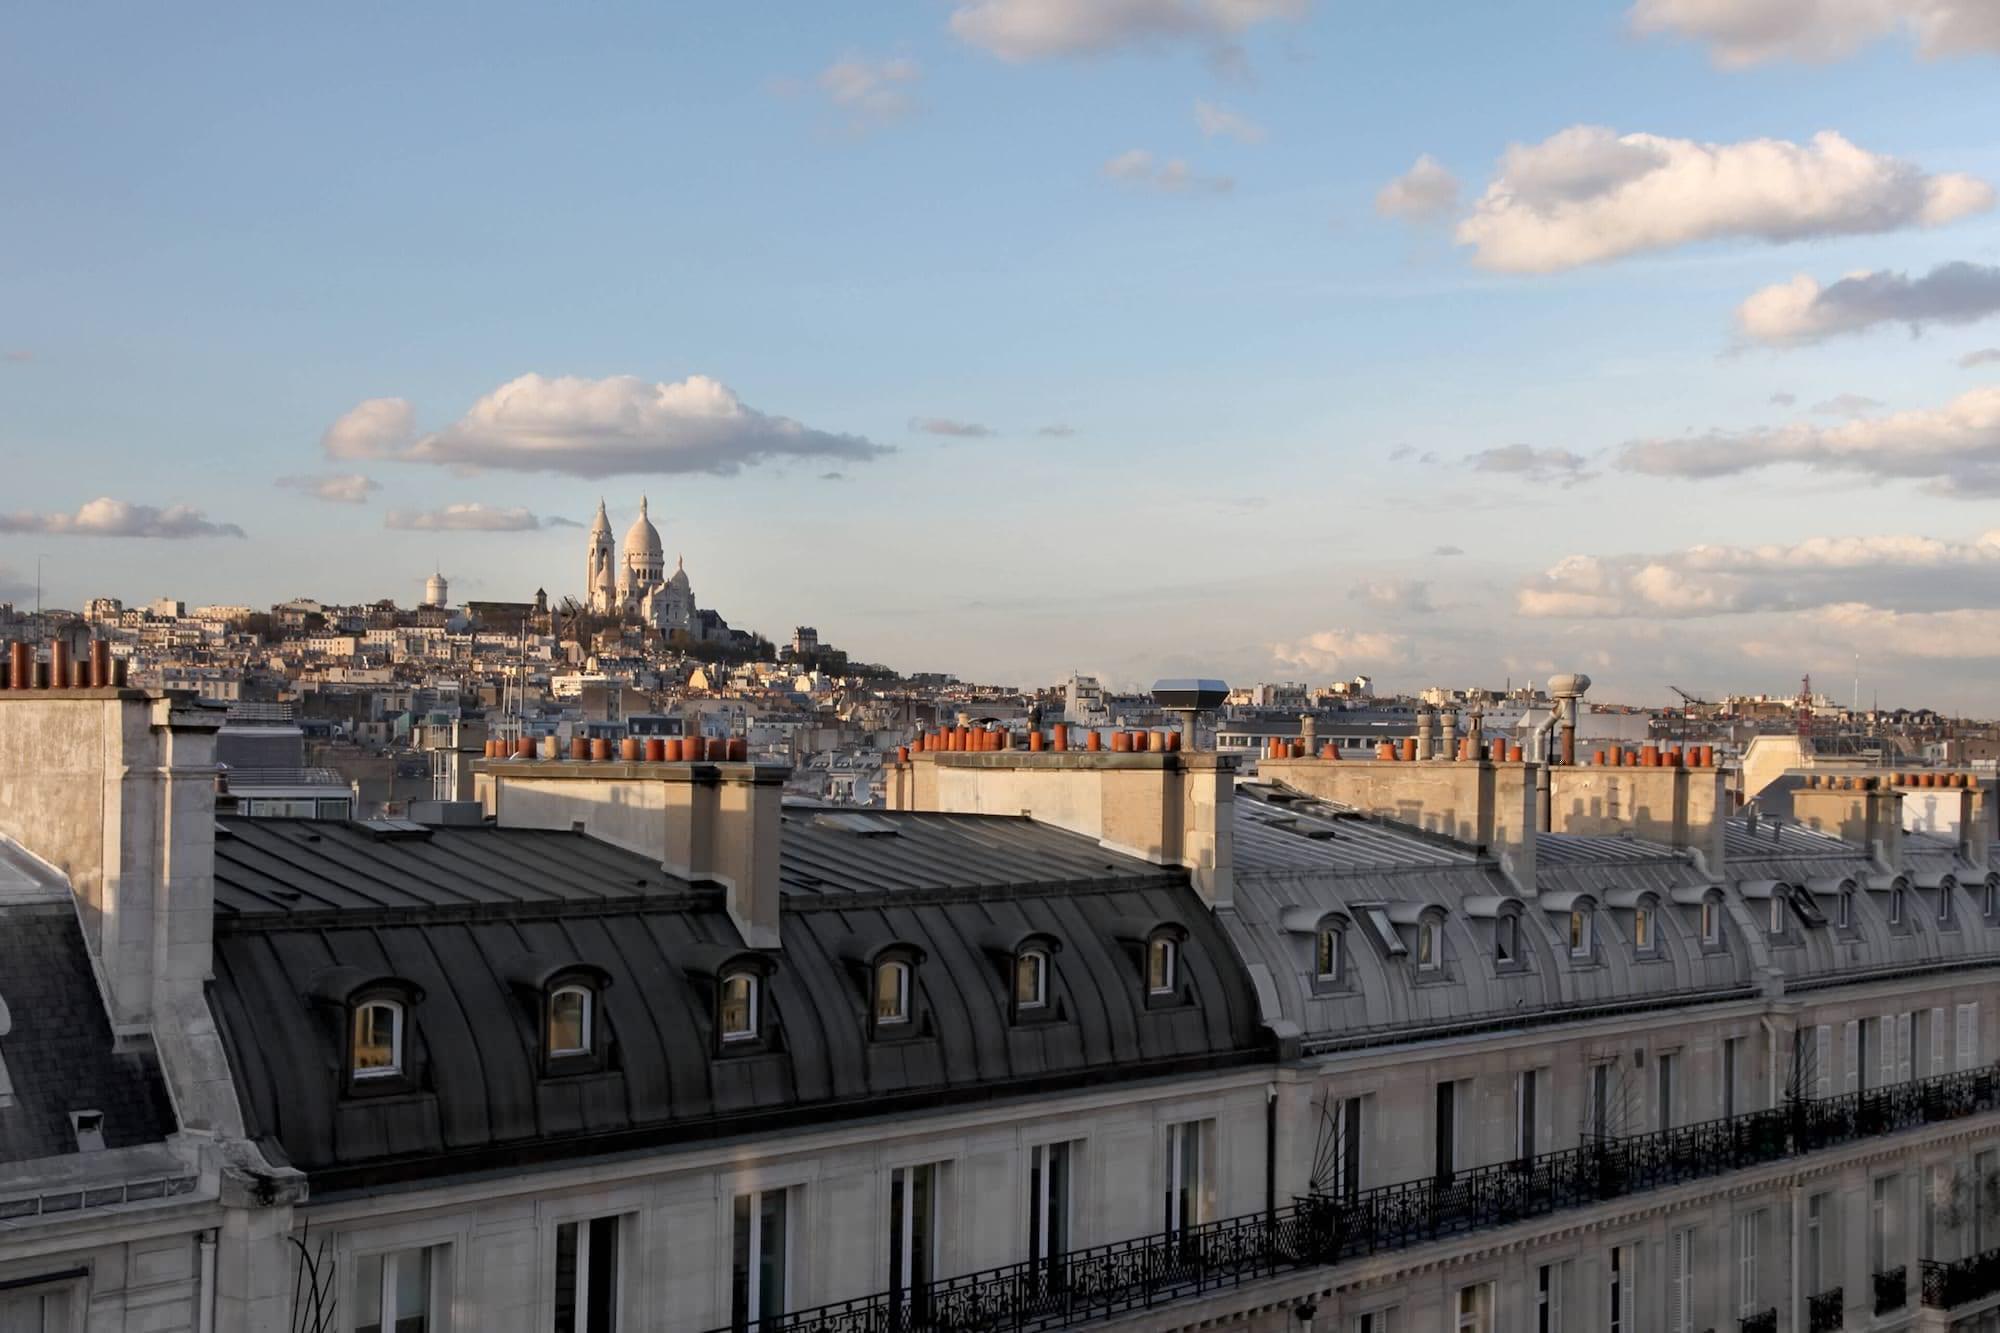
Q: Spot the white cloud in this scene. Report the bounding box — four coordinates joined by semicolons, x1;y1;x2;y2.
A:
1102;148;1233;194
1965;348;2000;368
815;55;921;132
1630;0;2000;67
322;397;417;460
910;416;995;438
275;473;381;504
949;0;1308;60
1801;604;2000;659
1455;127;1992;273
1195;100;1265;143
1270;627;1412;674
385;503;545;532
0;498;245;539
1738;261;2000;345
322;373;888;479
1350;578;1434;613
1810;393;1884;416
1375;154;1461;223
1466;443;1595;484
1519;530;2000;619
1617;385;2000;495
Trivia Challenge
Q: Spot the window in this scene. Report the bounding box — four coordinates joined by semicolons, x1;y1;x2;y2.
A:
889;1165;938;1320
1494;914;1517;965
1930;1006;1947;1075
1814;1024;1833;1098
1590;1062;1613;1140
1332;1095;1364;1201
1015;949;1049;1009
1941;887;1956;925
549;985;592;1056
554;1216;620;1333
1164;1120;1209;1235
1455;1282;1493;1333
1977;1150;1997;1253
352;1000;403;1079
1416;920;1440;971
1890;887;1905;925
1608;1243;1635;1333
1838;890;1853;929
1957;1001;1980;1070
1315;926;1344;982
1768;893;1787;935
1514;1070;1539;1164
0;1286;72;1333
1986;880;1997;918
1355;1312;1398;1333
1737;1210;1762;1316
1667;1228;1694;1333
1806;1193;1827;1294
1568;909;1593;958
1657;1051;1678;1131
354;1246;434;1333
1028;1142;1073;1274
1700;897;1720;945
1723;1036;1741;1120
1871;1174;1899;1275
875;962;911;1024
1845;1018;1862;1093
1147;937;1178;995
1924;1164;1949;1273
1632;906;1652;953
1434;1080;1460;1181
1536;1262;1565;1333
731;1190;789;1330
720;973;759;1042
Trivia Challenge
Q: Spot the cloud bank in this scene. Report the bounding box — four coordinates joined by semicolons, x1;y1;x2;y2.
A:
276;473;381;505
1102;149;1233;194
1738;262;2000;345
816;55;921;133
1466;443;1595;484
0;498;245;539
950;0;1308;60
1454;127;1990;273
1630;0;2000;67
910;416;996;438
384;503;547;532
1376;155;1461;222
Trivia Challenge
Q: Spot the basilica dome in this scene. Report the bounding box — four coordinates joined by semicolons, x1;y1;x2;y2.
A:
623;496;662;559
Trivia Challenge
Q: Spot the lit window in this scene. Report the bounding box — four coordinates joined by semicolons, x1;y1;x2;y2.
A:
1147;937;1178;995
1316;926;1344;981
1700;898;1720;945
549;985;592;1056
720;972;759;1041
1015;949;1048;1009
875;961;910;1023
1633;907;1652;953
1495;914;1518;965
352;1000;402;1079
1568;910;1593;958
1417;921;1440;971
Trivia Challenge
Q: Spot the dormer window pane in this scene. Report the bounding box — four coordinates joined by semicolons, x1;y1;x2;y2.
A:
1770;895;1787;934
720;973;758;1040
1015;950;1048;1008
1569;911;1592;958
1316;927;1343;980
1701;899;1719;944
1941;889;1955;925
1417;922;1439;971
549;986;592;1056
1890;888;1904;924
1634;908;1651;952
1147;938;1177;994
1838;892;1852;929
1495;915;1517;964
876;962;910;1023
352;1001;402;1078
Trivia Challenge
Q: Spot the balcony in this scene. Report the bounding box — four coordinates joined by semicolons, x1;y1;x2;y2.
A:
705;1065;1998;1333
1807;1286;1843;1331
1921;1244;2000;1309
1875;1266;1907;1315
1739;1307;1776;1333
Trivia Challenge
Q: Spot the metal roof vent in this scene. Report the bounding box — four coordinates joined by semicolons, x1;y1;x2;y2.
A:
70;1109;106;1152
359;818;435;841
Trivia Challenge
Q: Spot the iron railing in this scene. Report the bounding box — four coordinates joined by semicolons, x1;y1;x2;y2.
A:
1739;1308;1776;1333
704;1065;1999;1333
1807;1286;1842;1331
1921;1243;2000;1309
1875;1265;1908;1315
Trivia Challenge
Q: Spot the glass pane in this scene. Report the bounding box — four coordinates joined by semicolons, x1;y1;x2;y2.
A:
354;1004;398;1075
722;976;754;1037
1148;941;1170;991
876;965;905;1022
354;1253;384;1333
554;1223;578;1333
758;1191;787;1319
586;1216;618;1333
393;1248;429;1332
550;990;588;1054
1016;953;1043;1006
731;1195;751;1327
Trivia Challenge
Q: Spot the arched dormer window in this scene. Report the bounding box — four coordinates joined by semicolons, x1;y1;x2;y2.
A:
1015;948;1049;1009
1837;889;1854;930
1415;918;1441;972
676;946;778;1055
1279;907;1352;995
548;984;593;1056
1890;886;1906;925
1113;919;1189;1010
1147;936;1178;994
720;970;760;1041
500;956;614;1072
875;960;911;1024
1569;908;1593;958
352;999;403;1079
1632;904;1654;955
1701;896;1720;945
978;927;1066;1023
1315;924;1345;984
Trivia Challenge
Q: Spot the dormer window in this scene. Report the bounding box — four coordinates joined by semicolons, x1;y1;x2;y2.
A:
1015;949;1049;1009
1985;881;1997;918
1568;910;1593;958
1838;891;1853;929
1769;893;1788;935
548;984;593;1056
1890;887;1905;925
1700;898;1720;945
875;960;911;1024
720;971;760;1041
1315;925;1345;983
1632;906;1653;954
1416;920;1440;971
1147;936;1178;995
1495;914;1518;965
351;1000;403;1079
1940;887;1955;926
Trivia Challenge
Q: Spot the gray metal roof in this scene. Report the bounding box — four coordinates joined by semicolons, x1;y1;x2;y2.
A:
1233;784;1483;874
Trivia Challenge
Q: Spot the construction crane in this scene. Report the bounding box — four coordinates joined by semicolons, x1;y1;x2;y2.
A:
1669;686;1710;709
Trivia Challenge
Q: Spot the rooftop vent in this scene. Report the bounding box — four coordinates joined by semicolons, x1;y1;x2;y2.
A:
358;818;434;841
812;812;901;837
70;1109;105;1152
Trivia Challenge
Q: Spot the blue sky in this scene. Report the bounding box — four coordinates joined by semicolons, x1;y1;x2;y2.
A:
6;2;2000;707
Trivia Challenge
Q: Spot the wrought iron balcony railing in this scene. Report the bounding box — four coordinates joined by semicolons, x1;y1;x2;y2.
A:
704;1065;1998;1333
1875;1265;1908;1315
1739;1307;1776;1333
1920;1243;2000;1309
1807;1285;1843;1331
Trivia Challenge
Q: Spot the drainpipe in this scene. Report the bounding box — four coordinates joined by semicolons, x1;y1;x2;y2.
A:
198;1229;217;1333
1265;1084;1278;1230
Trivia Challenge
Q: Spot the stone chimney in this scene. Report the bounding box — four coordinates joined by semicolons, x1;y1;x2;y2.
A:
886;748;1237;908
1792;777;1903;866
1548;763;1729;876
1258;751;1537;895
1959;784;1990;869
477;757;784;947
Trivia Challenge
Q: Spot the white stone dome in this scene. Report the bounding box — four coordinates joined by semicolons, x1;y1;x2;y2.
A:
623;496;662;558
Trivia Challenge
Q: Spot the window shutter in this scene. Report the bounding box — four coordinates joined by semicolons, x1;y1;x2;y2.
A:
1619;1247;1636;1330
1667;1230;1687;1333
1815;1025;1832;1097
1933;1007;1948;1074
1843;1020;1860;1091
1739;1215;1758;1315
1880;1015;1898;1086
1898;1012;1914;1083
1958;1002;1979;1070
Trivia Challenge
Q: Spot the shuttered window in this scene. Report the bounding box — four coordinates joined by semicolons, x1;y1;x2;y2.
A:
1957;1002;1979;1070
1815;1025;1833;1098
1667;1229;1693;1333
1932;1006;1948;1074
1880;1014;1898;1087
1898;1011;1914;1083
1843;1020;1860;1092
1738;1211;1760;1316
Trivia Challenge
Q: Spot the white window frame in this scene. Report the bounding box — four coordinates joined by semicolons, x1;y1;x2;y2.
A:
1738;1210;1761;1317
554;1215;621;1333
1941;886;1956;925
1316;926;1344;982
889;1163;939;1303
1016;949;1049;1009
1667;1227;1694;1333
1633;906;1652;954
1700;897;1720;945
1537;1261;1565;1333
733;1188;790;1326
1843;1019;1860;1093
876;961;911;1025
1769;893;1787;935
1838;891;1852;929
352;1244;436;1333
1890;887;1905;925
1569;910;1593;959
1027;1141;1073;1266
1147;937;1178;995
1806;1193;1826;1294
1416;921;1440;972
1608;1243;1635;1333
352;999;404;1080
1454;1281;1493;1333
548;984;593;1057
1164;1119;1209;1233
1494;914;1517;965
1957;1001;1979;1070
1814;1024;1833;1098
720;972;760;1042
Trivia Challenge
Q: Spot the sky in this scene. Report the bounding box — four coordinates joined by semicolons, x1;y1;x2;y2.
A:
6;2;2000;710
